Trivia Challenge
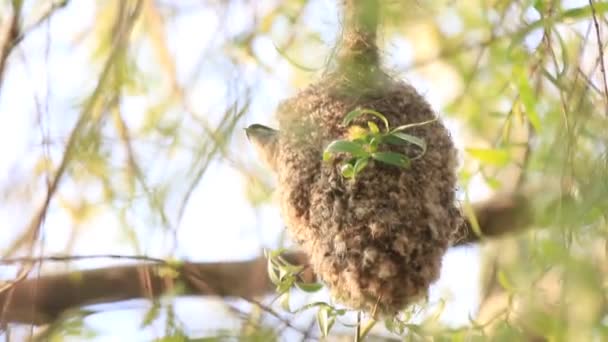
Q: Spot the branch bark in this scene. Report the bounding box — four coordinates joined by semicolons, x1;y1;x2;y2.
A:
453;192;532;246
0;193;532;326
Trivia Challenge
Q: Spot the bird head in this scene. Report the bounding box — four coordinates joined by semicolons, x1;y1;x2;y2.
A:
245;124;279;172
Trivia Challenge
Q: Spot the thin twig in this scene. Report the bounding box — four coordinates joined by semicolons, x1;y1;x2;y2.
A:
0;254;167;265
0;0;23;91
2;0;144;259
355;311;361;342
588;0;608;116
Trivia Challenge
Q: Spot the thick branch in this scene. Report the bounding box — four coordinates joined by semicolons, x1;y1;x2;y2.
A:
453;193;532;246
0;193;531;326
0;253;313;326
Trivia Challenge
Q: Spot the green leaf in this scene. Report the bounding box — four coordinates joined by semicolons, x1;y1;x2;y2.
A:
391;117;438;132
343;109;389;132
389;132;427;154
515;66;542;132
278;266;289;281
293;301;333;314
353;157;369;175
265;250;281;285
266;248;287;259
367;121;380;134
340;163;355;178
277;278;294;293
141;302;161;328
324;140;369;158
483;175;502;190
497;270;515;292
466;148;511;166
369;137;379;152
384;318;405;335
462;198;482;240
317;306;335;337
279;292;291;312
372;152;410;168
295;282;324;293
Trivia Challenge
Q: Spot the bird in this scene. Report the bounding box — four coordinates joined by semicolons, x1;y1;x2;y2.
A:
244;124;279;171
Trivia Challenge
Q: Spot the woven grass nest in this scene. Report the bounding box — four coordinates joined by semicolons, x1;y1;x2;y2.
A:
274;68;464;315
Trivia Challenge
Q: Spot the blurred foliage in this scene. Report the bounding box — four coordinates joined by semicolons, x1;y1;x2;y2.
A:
0;0;607;340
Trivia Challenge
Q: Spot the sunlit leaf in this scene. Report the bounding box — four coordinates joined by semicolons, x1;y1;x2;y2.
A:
353;157;369;175
466;148;511;166
347;125;368;140
279;292;291;312
497;270;515;292
462;198;482;240
515;66;542;132
341;163;355;178
316;306;335;337
141;302;161;328
367;121;380;134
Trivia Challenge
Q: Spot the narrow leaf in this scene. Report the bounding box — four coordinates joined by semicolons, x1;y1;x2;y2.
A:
141;302;161;328
293;301;332;314
367;121;380;134
279;292;291;312
317;307;330;337
369;137;379;152
267;259;280;285
295;282;324;293
462;197;483;239
324;140;369;158
390;132;427;153
372;152;410;168
515;66;542;132
497;270;515;292
343;109;389;132
353;157;369;175
391;117;438;132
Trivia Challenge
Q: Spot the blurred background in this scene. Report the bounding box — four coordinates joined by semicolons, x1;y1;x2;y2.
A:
0;0;607;340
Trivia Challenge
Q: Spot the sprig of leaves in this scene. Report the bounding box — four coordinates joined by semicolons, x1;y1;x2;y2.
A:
265;249;354;338
323;108;436;179
264;249;323;312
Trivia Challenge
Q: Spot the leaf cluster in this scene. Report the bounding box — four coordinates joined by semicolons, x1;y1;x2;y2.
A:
323;109;435;179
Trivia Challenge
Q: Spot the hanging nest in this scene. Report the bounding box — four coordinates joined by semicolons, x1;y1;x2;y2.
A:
271;0;464;316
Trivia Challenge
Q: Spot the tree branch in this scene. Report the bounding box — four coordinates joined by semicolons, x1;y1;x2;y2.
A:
453;192;532;246
0;193;532;326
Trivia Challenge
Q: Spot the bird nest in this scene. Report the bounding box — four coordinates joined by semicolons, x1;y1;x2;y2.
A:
274;70;464;315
